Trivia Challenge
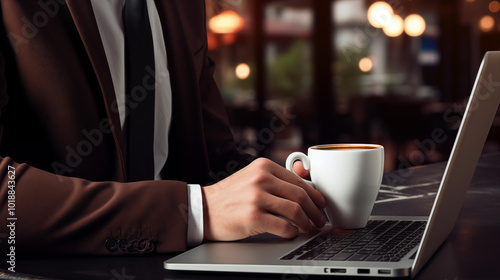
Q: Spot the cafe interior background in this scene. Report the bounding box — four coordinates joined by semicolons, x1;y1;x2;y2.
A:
205;0;500;172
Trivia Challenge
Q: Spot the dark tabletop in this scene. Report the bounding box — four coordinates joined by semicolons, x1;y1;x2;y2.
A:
2;153;500;280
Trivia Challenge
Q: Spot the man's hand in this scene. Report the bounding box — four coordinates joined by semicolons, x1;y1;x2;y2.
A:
202;158;326;241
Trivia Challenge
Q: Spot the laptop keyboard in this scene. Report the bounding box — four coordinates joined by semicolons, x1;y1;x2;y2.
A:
280;220;426;262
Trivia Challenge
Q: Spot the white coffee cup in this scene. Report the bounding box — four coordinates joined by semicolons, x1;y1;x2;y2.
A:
286;144;384;229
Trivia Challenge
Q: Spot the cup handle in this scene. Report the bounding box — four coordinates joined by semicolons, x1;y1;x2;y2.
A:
285;152;314;187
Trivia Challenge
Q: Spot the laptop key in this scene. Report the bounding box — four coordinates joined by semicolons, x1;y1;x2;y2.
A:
324;248;341;254
342;248;359;253
281;254;295;260
297;255;315;260
348;254;370;261
365;254;382;261
297;248;327;260
330;252;354;261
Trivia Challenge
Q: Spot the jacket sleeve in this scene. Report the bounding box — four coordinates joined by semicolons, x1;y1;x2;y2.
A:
0;52;189;256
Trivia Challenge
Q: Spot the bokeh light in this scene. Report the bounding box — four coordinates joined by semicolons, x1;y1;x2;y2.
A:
359;57;374;72
479;15;495;32
209;10;245;34
404;14;426;37
235;63;251;80
489;1;500;12
367;1;394;28
383;15;404;37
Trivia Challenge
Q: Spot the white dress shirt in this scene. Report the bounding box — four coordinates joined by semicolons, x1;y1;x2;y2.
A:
90;0;203;248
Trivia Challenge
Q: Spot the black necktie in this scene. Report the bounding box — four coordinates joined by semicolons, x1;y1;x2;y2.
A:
123;0;155;181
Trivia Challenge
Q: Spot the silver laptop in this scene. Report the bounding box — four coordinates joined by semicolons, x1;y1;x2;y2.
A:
164;51;500;278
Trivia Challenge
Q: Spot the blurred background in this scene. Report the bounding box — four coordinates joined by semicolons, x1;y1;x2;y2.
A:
205;0;500;171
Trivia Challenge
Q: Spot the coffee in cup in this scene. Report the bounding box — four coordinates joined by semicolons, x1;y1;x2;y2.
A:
286;144;384;229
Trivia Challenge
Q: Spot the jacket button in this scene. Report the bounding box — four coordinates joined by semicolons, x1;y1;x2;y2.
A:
118;239;129;252
105;238;119;252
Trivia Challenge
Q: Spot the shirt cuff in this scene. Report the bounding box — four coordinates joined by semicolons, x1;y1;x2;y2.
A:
186;184;203;248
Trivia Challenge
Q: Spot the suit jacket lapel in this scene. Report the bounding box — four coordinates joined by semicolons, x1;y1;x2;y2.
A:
65;0;127;181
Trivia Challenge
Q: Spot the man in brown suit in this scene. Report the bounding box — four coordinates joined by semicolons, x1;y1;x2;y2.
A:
0;0;326;255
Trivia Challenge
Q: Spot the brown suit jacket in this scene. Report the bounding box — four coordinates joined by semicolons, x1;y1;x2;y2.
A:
0;0;253;255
